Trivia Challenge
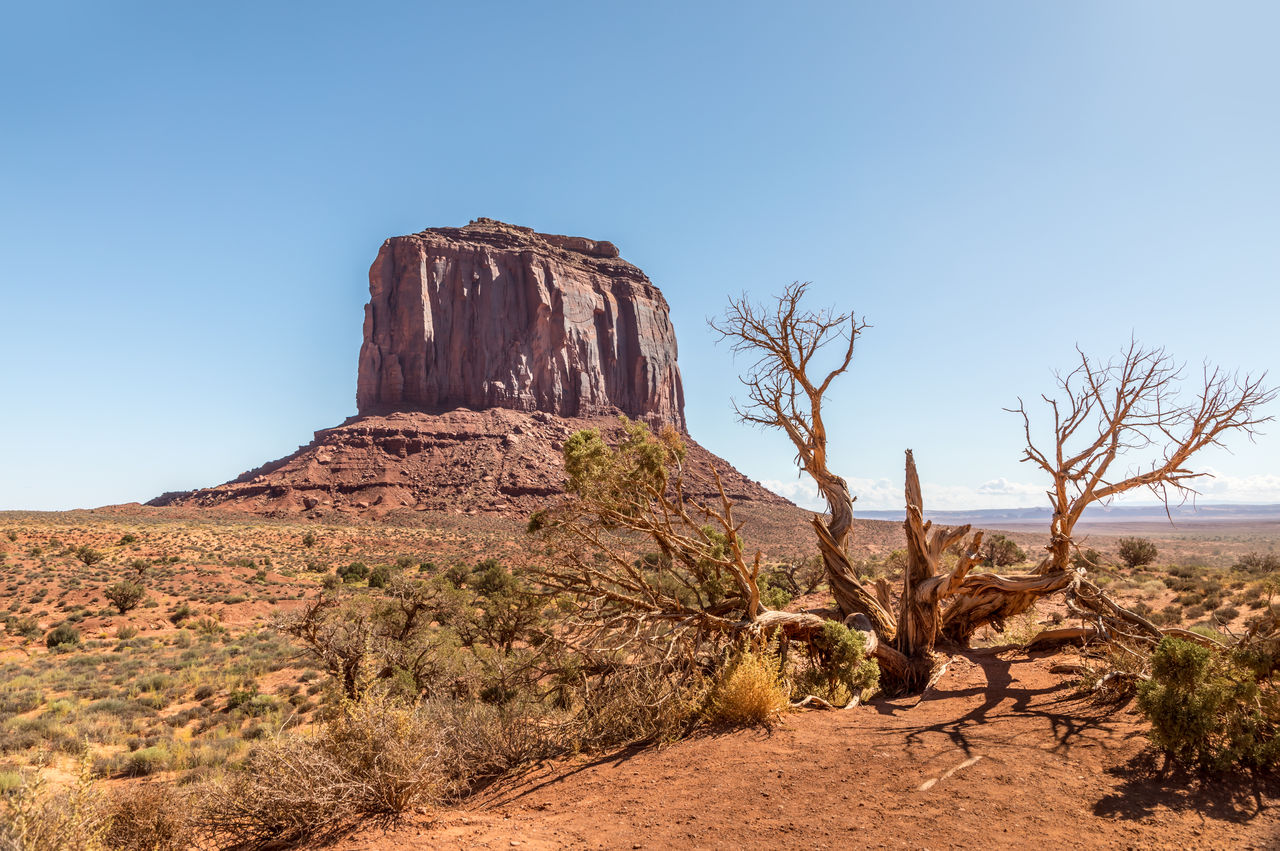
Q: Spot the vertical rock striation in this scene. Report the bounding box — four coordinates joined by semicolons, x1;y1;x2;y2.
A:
356;218;686;430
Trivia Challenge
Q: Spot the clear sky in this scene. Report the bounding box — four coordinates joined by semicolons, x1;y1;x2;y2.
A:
2;1;1278;512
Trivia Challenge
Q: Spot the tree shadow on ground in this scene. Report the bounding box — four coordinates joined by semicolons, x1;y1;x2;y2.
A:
871;647;1122;760
470;722;780;809
1093;750;1277;825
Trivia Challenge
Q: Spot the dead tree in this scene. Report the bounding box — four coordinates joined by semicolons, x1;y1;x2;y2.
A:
955;340;1275;644
897;452;982;673
714;284;1276;683
709;283;892;635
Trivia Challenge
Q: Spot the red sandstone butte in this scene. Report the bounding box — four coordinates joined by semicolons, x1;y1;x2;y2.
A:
356;218;686;431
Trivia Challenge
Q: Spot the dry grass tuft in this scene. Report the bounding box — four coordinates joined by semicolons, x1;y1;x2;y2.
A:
705;646;790;726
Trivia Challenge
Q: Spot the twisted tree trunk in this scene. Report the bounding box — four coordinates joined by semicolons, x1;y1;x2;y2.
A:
895;451;984;685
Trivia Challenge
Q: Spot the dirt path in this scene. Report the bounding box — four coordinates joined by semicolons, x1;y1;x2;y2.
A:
339;649;1279;850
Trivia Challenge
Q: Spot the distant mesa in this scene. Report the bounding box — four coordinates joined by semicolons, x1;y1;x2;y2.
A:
151;219;786;518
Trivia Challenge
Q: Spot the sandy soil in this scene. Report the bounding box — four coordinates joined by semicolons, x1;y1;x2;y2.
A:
337;648;1279;851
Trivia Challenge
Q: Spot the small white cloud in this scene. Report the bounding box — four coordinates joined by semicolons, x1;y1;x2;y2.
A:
761;478;823;510
1177;469;1280;503
977;477;1044;497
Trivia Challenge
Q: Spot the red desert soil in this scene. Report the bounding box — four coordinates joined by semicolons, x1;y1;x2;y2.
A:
337;649;1279;851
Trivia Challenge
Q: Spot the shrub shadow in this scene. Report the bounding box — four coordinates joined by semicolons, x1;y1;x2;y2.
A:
1093;750;1277;825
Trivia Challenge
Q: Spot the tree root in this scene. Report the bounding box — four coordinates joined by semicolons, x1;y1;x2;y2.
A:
790;694;862;710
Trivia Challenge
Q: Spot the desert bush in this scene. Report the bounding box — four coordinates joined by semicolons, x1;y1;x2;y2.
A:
563;651;708;749
367;565;392;589
1237;552;1280;576
45;624;80;649
792;620;879;706
1138;636;1279;771
120;746;172;778
1079;640;1152;705
73;546;104;567
759;556;825;599
981;534;1027;568
418;699;566;794
102;782;192;851
337;561;369;583
1214;604;1242;622
3;616;41;641
757;578;792;611
1118;537;1158;569
104;581;146;614
197;688;445;847
192;615;225;636
0;764;107;851
705;644;789;726
302;531;317;548
0;688;43;716
1071;548;1105;571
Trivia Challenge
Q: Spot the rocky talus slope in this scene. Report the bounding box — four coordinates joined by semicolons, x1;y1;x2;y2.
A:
149;409;787;519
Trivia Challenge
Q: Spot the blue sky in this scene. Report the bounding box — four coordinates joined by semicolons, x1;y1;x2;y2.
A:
2;1;1278;512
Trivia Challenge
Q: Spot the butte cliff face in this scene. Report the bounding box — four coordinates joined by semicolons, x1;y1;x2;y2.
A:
356;219;685;431
151;220;790;520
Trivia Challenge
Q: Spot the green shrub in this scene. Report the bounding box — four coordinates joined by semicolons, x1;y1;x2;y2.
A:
793;621;880;706
4;615;41;640
982;534;1026;568
1071;548;1105;571
1118;537;1158;569
104;581;146;614
338;562;369;583
367;565;392;589
1215;605;1241;622
759;583;792;610
45;624;80;649
73;545;105;567
122;745;172;777
1137;636;1279;771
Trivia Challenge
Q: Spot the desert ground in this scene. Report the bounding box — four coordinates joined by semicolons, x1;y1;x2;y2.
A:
1;505;1276;848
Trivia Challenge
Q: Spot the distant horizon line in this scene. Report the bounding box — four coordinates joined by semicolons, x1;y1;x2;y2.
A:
853;502;1280;520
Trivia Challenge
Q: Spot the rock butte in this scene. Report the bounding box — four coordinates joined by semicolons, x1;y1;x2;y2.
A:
358;218;685;431
151;219;788;517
